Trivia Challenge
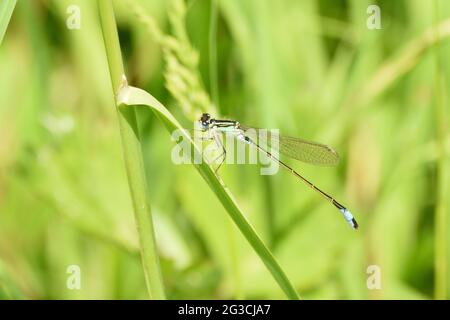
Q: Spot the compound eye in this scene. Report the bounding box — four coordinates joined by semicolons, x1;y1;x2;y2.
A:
200;113;211;123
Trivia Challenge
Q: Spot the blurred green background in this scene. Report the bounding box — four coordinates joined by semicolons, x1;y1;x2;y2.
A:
1;0;450;299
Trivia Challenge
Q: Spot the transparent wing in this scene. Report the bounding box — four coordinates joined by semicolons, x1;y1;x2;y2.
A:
240;125;339;166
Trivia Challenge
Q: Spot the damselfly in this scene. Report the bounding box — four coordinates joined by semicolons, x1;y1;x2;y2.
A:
197;113;358;230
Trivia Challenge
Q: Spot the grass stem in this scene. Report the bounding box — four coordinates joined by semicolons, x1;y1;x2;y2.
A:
0;0;17;44
433;0;449;300
118;84;300;300
97;0;165;299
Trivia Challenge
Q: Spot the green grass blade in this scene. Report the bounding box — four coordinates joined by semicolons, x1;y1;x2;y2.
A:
97;0;165;299
0;0;17;45
117;82;300;300
432;0;449;300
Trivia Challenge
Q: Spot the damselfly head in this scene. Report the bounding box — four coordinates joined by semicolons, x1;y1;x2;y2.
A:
199;113;212;130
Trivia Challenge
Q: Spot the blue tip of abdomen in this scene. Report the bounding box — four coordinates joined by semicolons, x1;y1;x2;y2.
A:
339;208;358;230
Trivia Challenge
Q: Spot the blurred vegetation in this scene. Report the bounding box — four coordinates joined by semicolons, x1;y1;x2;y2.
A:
0;0;450;299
